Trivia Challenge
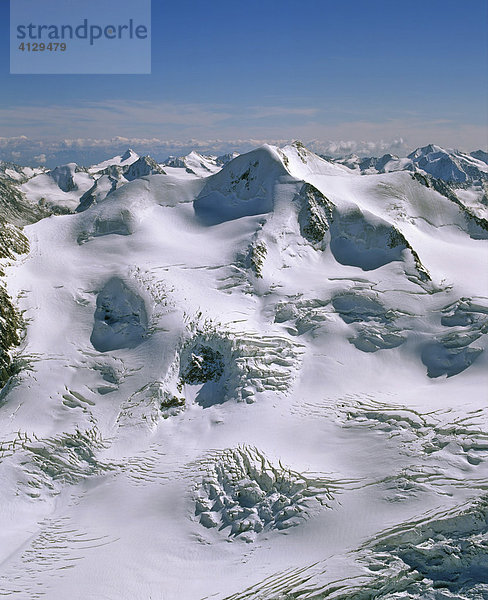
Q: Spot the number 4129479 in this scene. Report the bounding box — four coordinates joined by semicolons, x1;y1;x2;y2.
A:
18;42;67;51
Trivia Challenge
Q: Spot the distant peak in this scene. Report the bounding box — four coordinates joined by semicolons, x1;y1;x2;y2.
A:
408;144;445;159
422;143;444;154
471;150;488;165
121;148;135;161
123;154;166;181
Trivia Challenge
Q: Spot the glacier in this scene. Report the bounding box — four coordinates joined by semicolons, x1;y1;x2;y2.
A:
0;141;487;599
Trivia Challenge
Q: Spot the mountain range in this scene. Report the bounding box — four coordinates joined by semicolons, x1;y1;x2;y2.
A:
0;141;487;599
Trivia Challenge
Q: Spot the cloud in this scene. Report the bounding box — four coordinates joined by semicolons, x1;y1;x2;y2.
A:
0;134;424;168
0;128;485;169
0;99;485;157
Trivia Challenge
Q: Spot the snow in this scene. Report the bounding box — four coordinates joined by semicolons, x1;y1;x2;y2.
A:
163;151;223;177
123;155;166;180
336;144;488;184
4;168;24;181
88;148;140;173
0;142;487;599
21;164;95;212
90;277;149;352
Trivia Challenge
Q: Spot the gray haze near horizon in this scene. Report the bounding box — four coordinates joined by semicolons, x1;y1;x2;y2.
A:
1;136;486;169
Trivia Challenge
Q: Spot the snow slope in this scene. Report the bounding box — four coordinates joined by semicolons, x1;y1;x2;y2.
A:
0;142;487;599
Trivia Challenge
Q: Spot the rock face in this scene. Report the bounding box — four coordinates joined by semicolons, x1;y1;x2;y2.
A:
180;344;225;384
179;343;226;408
0;173;41;388
0;177;49;225
246;241;267;278
120;148;136;163
48;163;79;192
90;278;148;352
296;183;334;245
0;283;23;387
76;174;121;213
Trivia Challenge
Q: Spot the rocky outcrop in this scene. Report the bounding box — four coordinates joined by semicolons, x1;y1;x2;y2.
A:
48;163;81;192
0;176;35;389
0;220;29;387
296;183;334;245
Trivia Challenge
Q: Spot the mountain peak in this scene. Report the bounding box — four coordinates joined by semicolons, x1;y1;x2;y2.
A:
121;148;136;161
408;143;445;160
163;151;231;177
123;155;166;181
279;142;348;177
48;163;79;192
471;150;488;165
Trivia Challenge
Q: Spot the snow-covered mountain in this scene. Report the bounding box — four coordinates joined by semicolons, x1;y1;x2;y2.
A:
0;161;45;182
19;152;167;214
334;152;415;174
333;143;488;183
88;147;140;173
123;155;167;181
471;149;488;165
162;151;241;178
0;142;487;599
408;144;488;183
162;150;222;177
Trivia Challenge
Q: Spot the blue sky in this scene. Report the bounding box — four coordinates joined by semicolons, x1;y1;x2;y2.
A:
0;0;487;164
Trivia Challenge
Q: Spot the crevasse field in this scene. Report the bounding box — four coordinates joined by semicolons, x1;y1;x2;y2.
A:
1;142;488;599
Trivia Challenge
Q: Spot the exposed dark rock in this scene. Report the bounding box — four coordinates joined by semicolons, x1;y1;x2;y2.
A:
296;183;334;244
